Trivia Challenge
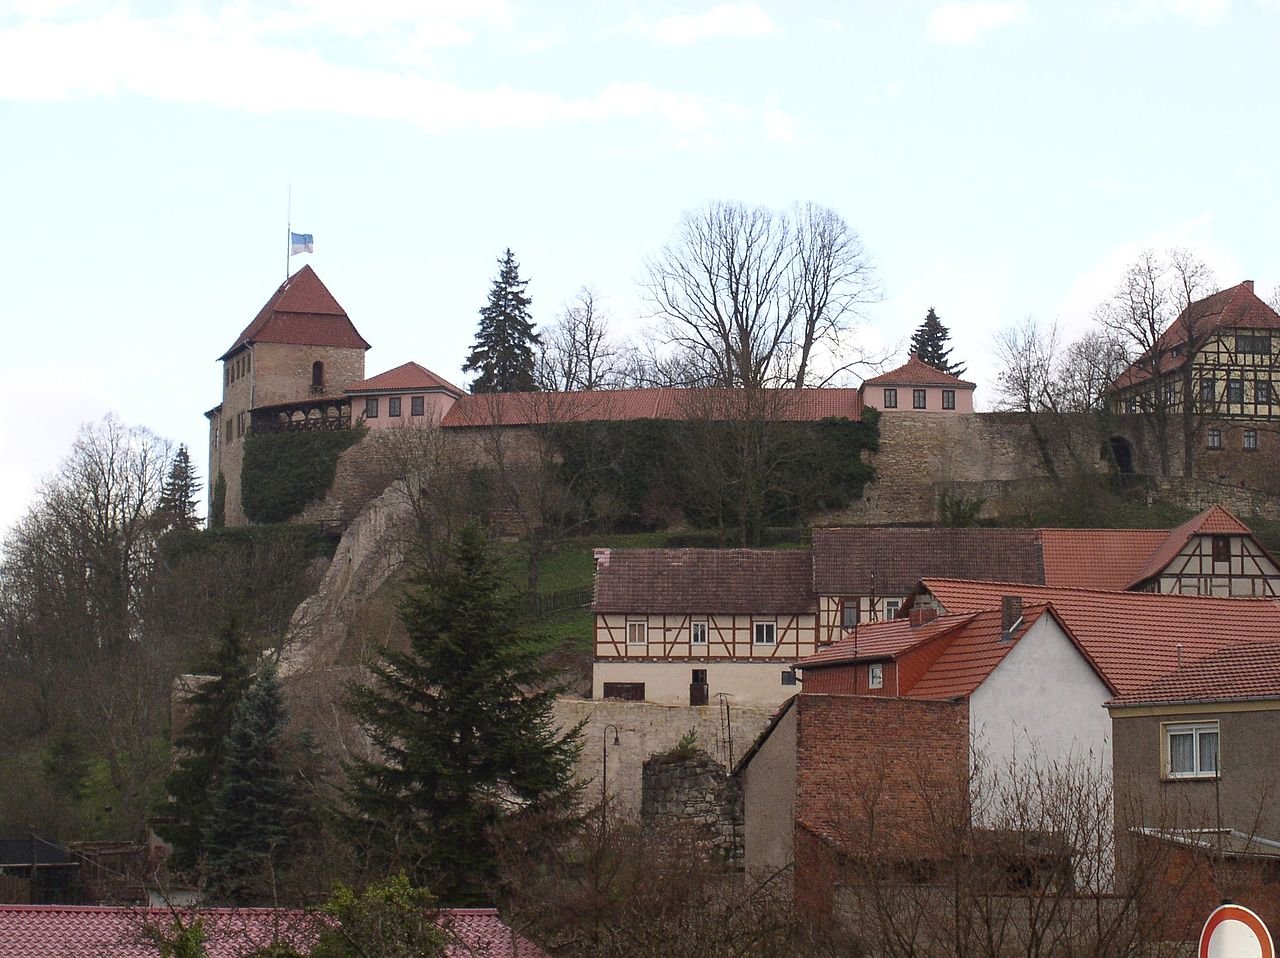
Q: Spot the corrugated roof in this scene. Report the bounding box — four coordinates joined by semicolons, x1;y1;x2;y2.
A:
811;527;1044;595
1109;282;1280;391
441;387;862;428
1108;640;1280;706
1125;505;1254;589
1038;529;1171;590
219;265;371;360
0;905;544;958
918;578;1280;695
592;549;816;614
861;354;976;388
347;361;464;396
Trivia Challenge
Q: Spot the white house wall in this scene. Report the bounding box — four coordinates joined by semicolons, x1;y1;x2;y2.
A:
592;660;801;708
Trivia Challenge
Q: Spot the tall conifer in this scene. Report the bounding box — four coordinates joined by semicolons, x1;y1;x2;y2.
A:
463;250;541;393
156;444;202;532
909;307;967;377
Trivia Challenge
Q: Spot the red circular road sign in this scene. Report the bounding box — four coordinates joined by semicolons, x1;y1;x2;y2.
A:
1200;904;1274;958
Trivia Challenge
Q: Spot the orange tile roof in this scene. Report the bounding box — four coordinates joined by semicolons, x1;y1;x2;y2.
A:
441;387;862;428
1038;529;1170;589
593;548;816;614
799;613;977;667
347;361;463;396
1125;505;1254;589
917;578;1280;695
1109;282;1280;391
907;605;1052;699
219;265;371;360
861;353;976;388
1108;640;1280;706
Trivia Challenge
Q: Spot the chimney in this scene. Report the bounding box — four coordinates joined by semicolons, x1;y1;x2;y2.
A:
593;548;611;568
909;607;939;628
1001;595;1023;637
1243;280;1255;292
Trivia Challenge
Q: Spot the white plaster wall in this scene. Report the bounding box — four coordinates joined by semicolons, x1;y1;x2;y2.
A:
970;616;1113;777
593;660;799;708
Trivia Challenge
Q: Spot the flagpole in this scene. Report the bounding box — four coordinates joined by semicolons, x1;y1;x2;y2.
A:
285;183;292;283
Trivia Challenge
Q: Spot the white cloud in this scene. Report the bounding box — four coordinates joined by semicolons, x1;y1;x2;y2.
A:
624;3;777;45
0;9;755;139
926;1;1028;46
1110;0;1230;23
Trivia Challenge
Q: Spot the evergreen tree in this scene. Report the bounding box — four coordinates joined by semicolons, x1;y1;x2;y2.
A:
203;663;297;903
158;621;253;872
342;523;581;903
462;249;541;393
156;444;202;532
909;307;967;377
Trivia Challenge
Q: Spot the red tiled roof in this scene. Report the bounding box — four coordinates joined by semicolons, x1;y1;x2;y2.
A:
799;613;977;668
1125;505;1254;589
907;605;1051;699
592;549;816;615
347;361;463;396
219;265;371;360
917;578;1280;695
1109;282;1280;391
441;387;862;428
1108;640;1280;706
861;354;976;388
1038;529;1170;590
0;905;544;958
811;527;1044;595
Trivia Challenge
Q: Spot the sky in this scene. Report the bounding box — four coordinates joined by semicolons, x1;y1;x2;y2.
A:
3;0;1279;537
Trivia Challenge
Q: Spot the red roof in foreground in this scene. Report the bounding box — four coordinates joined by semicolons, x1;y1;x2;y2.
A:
441;387;862;428
860;353;976;388
917;579;1280;695
1108;640;1280;706
799;613;976;667
347;361;464;396
220;265;371;360
0;905;544;958
1125;505;1255;589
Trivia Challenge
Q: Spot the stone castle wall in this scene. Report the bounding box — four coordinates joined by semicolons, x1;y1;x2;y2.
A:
642;750;743;862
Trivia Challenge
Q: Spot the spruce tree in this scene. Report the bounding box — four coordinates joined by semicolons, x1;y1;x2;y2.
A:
157;444;202;532
342;523;581;903
462;249;541;393
159;621;253;872
909;307;967;377
203;663;297;903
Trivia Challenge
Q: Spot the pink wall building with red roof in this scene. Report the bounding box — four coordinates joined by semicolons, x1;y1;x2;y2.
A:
859;353;976;414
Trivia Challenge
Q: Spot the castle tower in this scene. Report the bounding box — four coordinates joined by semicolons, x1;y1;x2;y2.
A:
205;266;371;526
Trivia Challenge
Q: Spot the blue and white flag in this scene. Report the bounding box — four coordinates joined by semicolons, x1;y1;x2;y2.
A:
290;232;314;256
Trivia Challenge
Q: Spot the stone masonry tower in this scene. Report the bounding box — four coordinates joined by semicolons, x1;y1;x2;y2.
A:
205;266;371;526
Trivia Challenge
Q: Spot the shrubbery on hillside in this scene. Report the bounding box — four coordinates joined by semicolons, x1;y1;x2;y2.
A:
241;427;366;523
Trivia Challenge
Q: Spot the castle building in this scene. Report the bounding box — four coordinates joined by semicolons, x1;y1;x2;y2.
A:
858;353;975;413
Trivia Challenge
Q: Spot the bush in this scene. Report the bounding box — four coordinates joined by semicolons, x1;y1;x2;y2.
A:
241;427;366;524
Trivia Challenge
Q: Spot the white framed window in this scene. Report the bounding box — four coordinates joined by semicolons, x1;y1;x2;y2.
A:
1244;430;1258;450
626;621;647;645
1165;722;1219;779
753;622;776;645
690;620;708;645
885;599;901;621
1207;429;1222;450
868;663;884;689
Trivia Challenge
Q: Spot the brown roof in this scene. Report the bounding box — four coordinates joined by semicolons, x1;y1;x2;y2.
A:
1038;529;1171;589
347;361;464;396
916;578;1280;695
592;549;817;615
1109;282;1280;391
1107;640;1280;706
811;527;1044;595
219;265;371;360
861;354;976;388
1125;505;1255;588
442;387;862;428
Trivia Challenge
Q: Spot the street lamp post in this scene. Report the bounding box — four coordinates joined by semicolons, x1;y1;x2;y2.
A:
601;723;621;832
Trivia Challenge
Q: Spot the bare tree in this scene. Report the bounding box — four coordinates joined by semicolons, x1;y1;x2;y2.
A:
644;201;879;389
538;287;622;391
1055;329;1133;413
993;317;1064;479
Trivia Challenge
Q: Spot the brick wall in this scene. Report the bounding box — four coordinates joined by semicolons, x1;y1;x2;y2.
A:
793;694;969;918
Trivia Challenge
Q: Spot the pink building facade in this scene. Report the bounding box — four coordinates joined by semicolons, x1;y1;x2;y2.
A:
859;354;975;414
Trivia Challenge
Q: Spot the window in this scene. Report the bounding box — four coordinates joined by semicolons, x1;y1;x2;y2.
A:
1207;429;1222;449
236;412;245;437
781;669;797;686
1199;377;1215;404
626;621;647;645
603;682;645;701
883;388;898;409
1237;334;1272;355
691;668;708;685
690;620;708;645
868;664;884;689
942;389;956;410
913;389;927;409
1258;381;1277;405
1125;397;1137;414
1213;535;1230;563
311;361;324;392
365;397;379;418
1244;429;1258;451
754;622;776;645
840;600;859;630
1227;379;1244;403
885;599;901;621
1165;722;1218;779
411;396;425;417
388;397;402;417
1164;382;1177;405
